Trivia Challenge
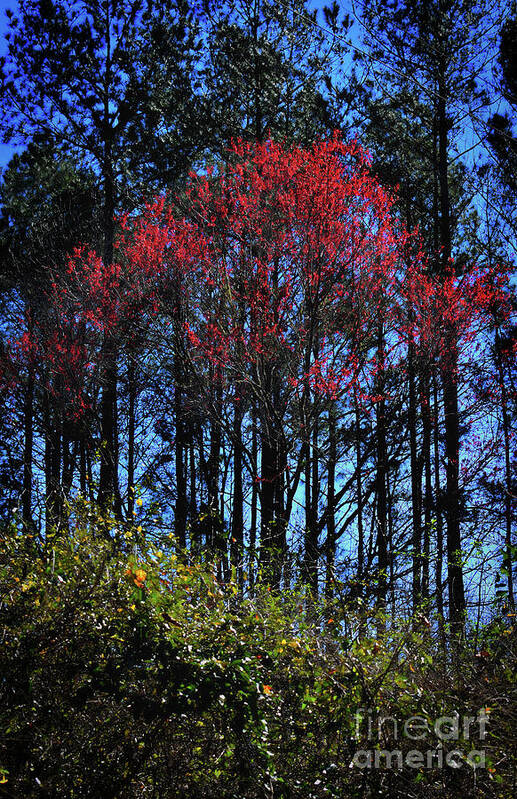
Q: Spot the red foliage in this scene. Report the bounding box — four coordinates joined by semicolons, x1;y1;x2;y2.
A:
179;136;422;403
2;136;512;425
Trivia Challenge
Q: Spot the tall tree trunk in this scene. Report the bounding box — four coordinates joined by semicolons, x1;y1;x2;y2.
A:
375;322;388;616
260;421;286;587
44;391;61;534
62;426;76;498
22;363;34;531
354;385;365;581
98;145;120;512
127;357;136;522
495;327;515;611
408;325;422;609
437;76;465;637
433;369;446;645
420;371;432;602
252;2;263;143
189;432;197;549
250;403;258;589
231;400;244;584
312;404;320;571
80;435;87;498
98;346;119;510
260;423;276;568
174;360;187;552
304;428;317;592
304;408;320;595
432;108;445;637
207;373;222;552
259;257;285;587
325;403;337;602
172;275;188;552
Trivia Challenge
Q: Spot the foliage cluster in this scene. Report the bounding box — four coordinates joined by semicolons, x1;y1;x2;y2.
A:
0;504;516;798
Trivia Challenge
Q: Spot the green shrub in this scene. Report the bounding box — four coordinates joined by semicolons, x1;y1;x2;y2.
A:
0;507;515;797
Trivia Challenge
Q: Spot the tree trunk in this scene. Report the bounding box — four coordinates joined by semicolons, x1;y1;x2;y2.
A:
189;432;197;550
231;400;244;584
127;357;136;521
250;403;258;588
375;322;388;616
22;364;34;531
325;403;337;602
408;325;422;609
260;424;275;562
495;327;515;611
207;373;222;552
437;77;465;637
98;146;120;512
354;385;365;581
174;360;187;552
44;392;61;534
433;369;446;645
420;371;432;601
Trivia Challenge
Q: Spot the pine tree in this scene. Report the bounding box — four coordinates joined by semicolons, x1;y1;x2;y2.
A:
0;0;206;511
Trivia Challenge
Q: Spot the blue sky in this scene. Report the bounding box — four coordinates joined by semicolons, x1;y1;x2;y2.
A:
0;0;336;174
0;0;500;180
0;0;17;171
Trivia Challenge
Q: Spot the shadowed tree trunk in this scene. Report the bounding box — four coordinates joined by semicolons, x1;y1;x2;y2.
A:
22;362;34;531
325;402;337;601
437;78;465;637
408;321;422;609
375;321;388;618
231;398;244;584
127;357;136;522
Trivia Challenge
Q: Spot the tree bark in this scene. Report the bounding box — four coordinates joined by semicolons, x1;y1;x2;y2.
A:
231;400;244;583
408;324;422;609
437;79;466;636
325;403;337;601
375;322;388;616
98;144;120;512
495;327;515;611
22;363;34;531
127;357;136;521
420;371;432;601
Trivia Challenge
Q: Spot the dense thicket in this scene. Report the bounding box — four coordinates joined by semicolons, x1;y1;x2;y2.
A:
1;521;516;797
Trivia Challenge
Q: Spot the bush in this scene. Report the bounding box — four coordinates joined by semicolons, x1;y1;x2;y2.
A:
0;507;515;797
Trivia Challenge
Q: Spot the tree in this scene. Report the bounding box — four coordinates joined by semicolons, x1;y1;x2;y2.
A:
170;136;423;587
0;0;206;511
0;138;100;531
203;0;345;149
488;6;517;201
353;0;504;637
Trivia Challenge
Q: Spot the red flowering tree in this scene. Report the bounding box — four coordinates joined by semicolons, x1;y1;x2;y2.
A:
177;136;423;586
